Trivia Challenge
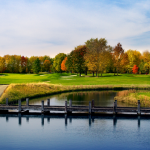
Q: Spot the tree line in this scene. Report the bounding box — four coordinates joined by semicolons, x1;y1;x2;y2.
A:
0;38;150;75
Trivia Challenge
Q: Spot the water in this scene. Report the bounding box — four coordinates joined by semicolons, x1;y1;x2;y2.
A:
23;90;135;107
0;115;150;150
2;90;149;149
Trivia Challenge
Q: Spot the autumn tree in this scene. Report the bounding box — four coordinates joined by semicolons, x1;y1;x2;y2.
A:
72;45;87;76
112;43;124;76
44;60;51;72
53;53;66;72
65;51;74;73
120;53;129;73
126;50;141;73
61;57;67;71
85;38;110;76
132;65;138;74
20;56;27;73
0;56;5;72
142;50;150;74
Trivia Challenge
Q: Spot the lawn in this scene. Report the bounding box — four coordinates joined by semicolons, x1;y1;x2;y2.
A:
0;73;150;85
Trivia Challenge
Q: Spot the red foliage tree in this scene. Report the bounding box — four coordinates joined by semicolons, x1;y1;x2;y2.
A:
21;56;27;73
132;65;138;74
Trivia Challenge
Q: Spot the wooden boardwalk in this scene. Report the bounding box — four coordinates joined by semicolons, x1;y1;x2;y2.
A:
0;98;150;115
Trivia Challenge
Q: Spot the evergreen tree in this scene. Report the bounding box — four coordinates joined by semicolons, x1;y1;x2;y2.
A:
33;58;41;74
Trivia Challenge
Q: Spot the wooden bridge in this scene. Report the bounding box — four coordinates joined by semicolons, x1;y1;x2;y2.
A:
0;98;150;115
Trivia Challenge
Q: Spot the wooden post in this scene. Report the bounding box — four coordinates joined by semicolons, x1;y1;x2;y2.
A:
137;100;141;115
92;99;94;108
115;100;117;108
113;101;116;114
47;99;50;106
6;98;8;106
89;101;91;114
41;101;44;113
26;98;29;106
65;101;67;113
18;99;21;112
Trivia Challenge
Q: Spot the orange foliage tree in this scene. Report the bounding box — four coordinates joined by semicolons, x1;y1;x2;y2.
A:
61;57;67;71
132;65;138;74
44;60;51;72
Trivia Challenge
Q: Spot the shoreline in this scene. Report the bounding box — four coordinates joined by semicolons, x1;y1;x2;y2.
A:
1;83;150;104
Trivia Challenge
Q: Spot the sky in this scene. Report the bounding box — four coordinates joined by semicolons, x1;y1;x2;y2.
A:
0;0;150;58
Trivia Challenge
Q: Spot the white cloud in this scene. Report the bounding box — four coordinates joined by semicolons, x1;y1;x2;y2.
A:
0;0;150;57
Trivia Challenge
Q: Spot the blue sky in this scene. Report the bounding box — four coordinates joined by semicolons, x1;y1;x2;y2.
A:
0;0;150;57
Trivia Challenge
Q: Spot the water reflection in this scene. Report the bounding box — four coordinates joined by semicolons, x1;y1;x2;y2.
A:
3;114;145;128
23;90;136;107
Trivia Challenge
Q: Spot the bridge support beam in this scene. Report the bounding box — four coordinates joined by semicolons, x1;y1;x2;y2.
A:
41;101;44;113
137;100;141;115
6;98;8;106
113;100;117;114
18;99;21;112
65;101;67;113
89;101;91;114
47;99;50;106
26;98;29;106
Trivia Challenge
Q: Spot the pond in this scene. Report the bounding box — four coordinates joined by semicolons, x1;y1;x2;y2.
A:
1;90;150;149
22;90;136;107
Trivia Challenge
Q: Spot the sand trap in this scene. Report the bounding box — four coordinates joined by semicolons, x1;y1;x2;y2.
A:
70;75;77;76
61;76;72;78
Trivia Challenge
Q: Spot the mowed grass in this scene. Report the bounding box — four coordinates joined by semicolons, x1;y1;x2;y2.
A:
0;73;150;85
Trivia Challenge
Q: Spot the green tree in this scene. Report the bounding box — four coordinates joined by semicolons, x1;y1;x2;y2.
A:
33;58;41;74
53;53;66;72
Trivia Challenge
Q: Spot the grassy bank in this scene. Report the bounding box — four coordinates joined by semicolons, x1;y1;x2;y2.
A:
1;83;150;104
1;73;150;104
114;90;150;107
0;73;150;85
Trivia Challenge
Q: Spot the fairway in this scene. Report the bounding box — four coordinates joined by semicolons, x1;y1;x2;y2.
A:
0;73;150;85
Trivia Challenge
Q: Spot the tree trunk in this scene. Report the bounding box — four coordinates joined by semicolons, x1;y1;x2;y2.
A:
117;69;118;76
101;73;102;77
93;72;94;77
85;67;87;75
96;72;97;77
80;72;81;77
